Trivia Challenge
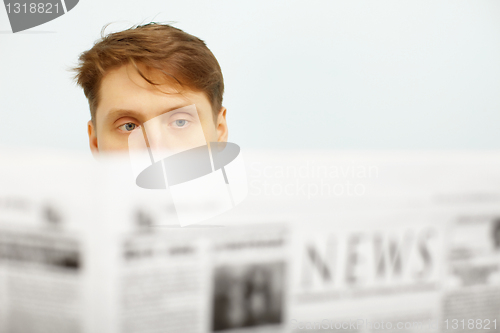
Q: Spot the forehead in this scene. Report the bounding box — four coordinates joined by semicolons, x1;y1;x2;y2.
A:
96;64;211;122
102;63;179;93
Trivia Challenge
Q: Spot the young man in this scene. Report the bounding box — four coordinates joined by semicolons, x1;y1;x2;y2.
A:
73;23;228;156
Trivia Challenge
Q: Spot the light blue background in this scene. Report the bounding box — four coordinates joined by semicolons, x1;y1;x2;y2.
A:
1;0;499;153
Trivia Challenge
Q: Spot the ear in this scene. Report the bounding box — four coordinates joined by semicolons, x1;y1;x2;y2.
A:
87;120;99;157
216;107;228;142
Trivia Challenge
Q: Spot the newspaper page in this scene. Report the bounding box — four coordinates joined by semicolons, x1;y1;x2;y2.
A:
0;149;105;333
1;148;500;333
237;151;500;333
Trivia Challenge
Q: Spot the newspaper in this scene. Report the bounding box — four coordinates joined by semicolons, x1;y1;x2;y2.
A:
0;148;499;333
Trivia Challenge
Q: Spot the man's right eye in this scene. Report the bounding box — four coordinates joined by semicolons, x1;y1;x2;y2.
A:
118;123;140;132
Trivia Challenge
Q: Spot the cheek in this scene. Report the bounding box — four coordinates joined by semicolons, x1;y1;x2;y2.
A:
201;121;218;142
97;128;130;152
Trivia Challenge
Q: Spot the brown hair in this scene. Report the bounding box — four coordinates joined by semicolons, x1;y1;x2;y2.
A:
73;22;224;124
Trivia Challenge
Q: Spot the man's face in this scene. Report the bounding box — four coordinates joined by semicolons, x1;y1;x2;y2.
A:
87;63;227;154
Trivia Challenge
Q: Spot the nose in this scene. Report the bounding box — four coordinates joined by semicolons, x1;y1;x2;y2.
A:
142;118;169;161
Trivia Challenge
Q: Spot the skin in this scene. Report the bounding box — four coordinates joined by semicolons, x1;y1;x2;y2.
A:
87;63;228;155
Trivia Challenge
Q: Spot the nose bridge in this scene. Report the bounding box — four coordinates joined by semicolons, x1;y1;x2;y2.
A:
143;114;176;162
143;117;163;149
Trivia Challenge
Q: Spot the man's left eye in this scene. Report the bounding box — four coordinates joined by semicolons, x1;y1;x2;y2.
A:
173;119;189;127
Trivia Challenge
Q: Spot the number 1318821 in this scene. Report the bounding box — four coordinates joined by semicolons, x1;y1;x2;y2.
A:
445;319;497;330
6;3;60;14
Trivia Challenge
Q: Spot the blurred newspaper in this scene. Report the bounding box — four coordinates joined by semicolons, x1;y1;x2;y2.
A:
0;148;499;333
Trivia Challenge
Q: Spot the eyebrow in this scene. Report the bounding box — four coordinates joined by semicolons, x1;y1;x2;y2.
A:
105;104;191;124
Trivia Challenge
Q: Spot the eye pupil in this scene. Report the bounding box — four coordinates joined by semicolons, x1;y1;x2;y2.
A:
125;123;136;131
176;120;186;127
